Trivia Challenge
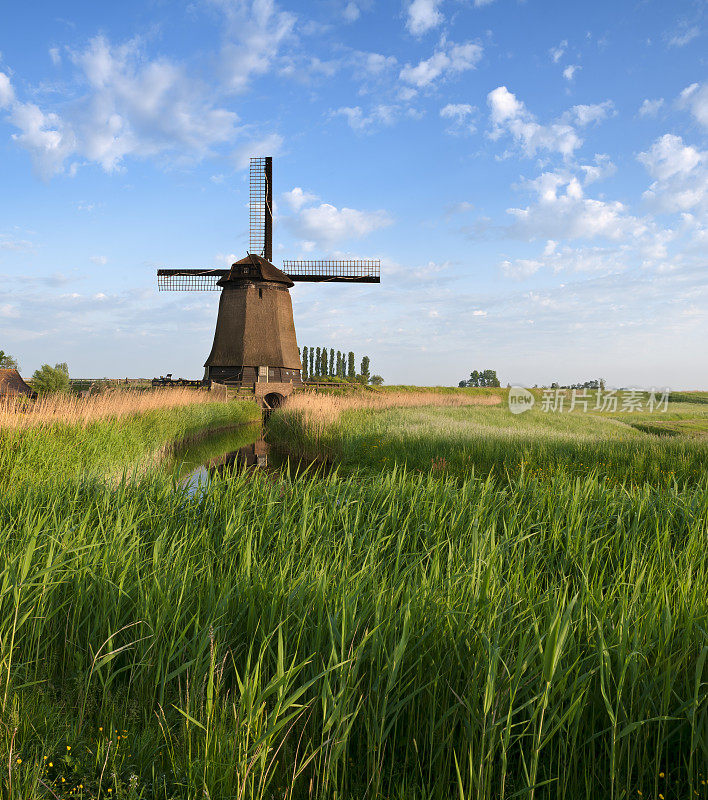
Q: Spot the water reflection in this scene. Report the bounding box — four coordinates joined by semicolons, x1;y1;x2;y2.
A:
174;422;272;494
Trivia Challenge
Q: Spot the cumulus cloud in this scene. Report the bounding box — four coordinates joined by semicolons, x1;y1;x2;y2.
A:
214;0;296;93
678;82;708;130
638;133;708;213
89;255;107;265
580;153;616;185
506;170;647;242
405;0;444;36
567;101;614;126
0;72;15;108
638;98;664;117
399;40;483;88
1;38;241;178
487;86;583;159
563;64;580;81
282;186;318;211
343;2;360;21
292;203;392;246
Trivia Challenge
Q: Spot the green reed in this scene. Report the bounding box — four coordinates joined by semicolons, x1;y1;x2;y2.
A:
1;400;706;799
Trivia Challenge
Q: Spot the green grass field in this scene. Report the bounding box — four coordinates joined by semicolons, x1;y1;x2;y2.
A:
1;392;706;799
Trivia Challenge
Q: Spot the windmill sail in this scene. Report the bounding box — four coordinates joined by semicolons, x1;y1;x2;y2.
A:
157;269;228;291
283;259;380;283
249;156;272;261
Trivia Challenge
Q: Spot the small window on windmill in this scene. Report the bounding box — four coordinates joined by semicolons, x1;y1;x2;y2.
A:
258;366;268;382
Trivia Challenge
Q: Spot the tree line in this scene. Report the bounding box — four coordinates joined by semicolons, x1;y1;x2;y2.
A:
459;369;501;388
300;346;383;385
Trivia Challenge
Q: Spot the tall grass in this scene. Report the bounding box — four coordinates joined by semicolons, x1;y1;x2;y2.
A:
269;399;708;485
1;393;706;799
0;388;221;431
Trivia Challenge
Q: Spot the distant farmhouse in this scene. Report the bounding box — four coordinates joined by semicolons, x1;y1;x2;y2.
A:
0;369;37;399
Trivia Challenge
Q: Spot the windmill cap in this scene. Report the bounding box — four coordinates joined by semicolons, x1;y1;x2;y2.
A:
219;254;294;287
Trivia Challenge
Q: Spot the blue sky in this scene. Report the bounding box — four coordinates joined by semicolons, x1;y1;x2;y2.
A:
1;0;706;387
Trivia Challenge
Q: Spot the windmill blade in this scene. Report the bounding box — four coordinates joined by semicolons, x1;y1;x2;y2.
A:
250;156;273;262
283;259;381;283
157;269;229;291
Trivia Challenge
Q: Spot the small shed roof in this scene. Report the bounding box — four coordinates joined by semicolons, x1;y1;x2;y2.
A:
0;369;37;398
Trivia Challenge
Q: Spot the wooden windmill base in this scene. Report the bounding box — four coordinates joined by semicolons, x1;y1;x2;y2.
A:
209;379;296;410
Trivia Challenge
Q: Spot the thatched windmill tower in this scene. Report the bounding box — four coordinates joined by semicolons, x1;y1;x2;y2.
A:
158;157;380;395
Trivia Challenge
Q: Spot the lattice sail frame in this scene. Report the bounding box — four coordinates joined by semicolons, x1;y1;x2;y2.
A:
157;269;227;291
249;156;272;261
283;260;380;282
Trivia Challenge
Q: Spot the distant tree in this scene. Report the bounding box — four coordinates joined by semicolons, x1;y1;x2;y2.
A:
347;351;355;379
329;348;335;377
360;356;370;383
370;375;384;386
320;345;327;377
0;350;19;370
309;348;314;379
468;370;480;387
481;369;500;388
302;346;309;380
336;351;342;377
315;347;321;377
458;380;467;388
32;362;70;394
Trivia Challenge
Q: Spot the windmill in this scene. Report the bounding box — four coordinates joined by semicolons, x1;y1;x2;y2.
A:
158;157;380;390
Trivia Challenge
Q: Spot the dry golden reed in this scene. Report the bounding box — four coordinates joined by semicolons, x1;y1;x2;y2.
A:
0;388;215;431
284;390;502;430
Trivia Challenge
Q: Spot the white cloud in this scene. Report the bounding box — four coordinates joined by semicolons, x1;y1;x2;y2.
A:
638;134;708;213
89;255;107;265
500;258;542;279
0;234;34;251
49;47;61;66
0;72;16;108
233;133;284;169
668;25;700;47
292;203;392;245
343;2;360;22
506;171;647;242
638;134;703;181
0;304;20;318
580;153;616;185
567;101;614;126
487;86;582;158
563;64;580;81
333;104;399;131
678;82;708;130
1;37;241;178
440;102;476;133
473;0;495;6
549;40;567;63
282;186;318;211
405;0;444;36
638;98;664;117
400;41;483;88
214;0;296;93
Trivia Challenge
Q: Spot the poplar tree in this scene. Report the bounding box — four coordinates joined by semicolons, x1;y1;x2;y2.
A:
329;348;335;376
321;345;327;376
302;346;308;380
348;351;355;379
360;356;370;383
309;348;314;378
315;347;321;377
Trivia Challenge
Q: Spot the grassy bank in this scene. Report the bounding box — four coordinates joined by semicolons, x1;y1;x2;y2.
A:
2;391;707;799
0;390;260;488
268;392;708;485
